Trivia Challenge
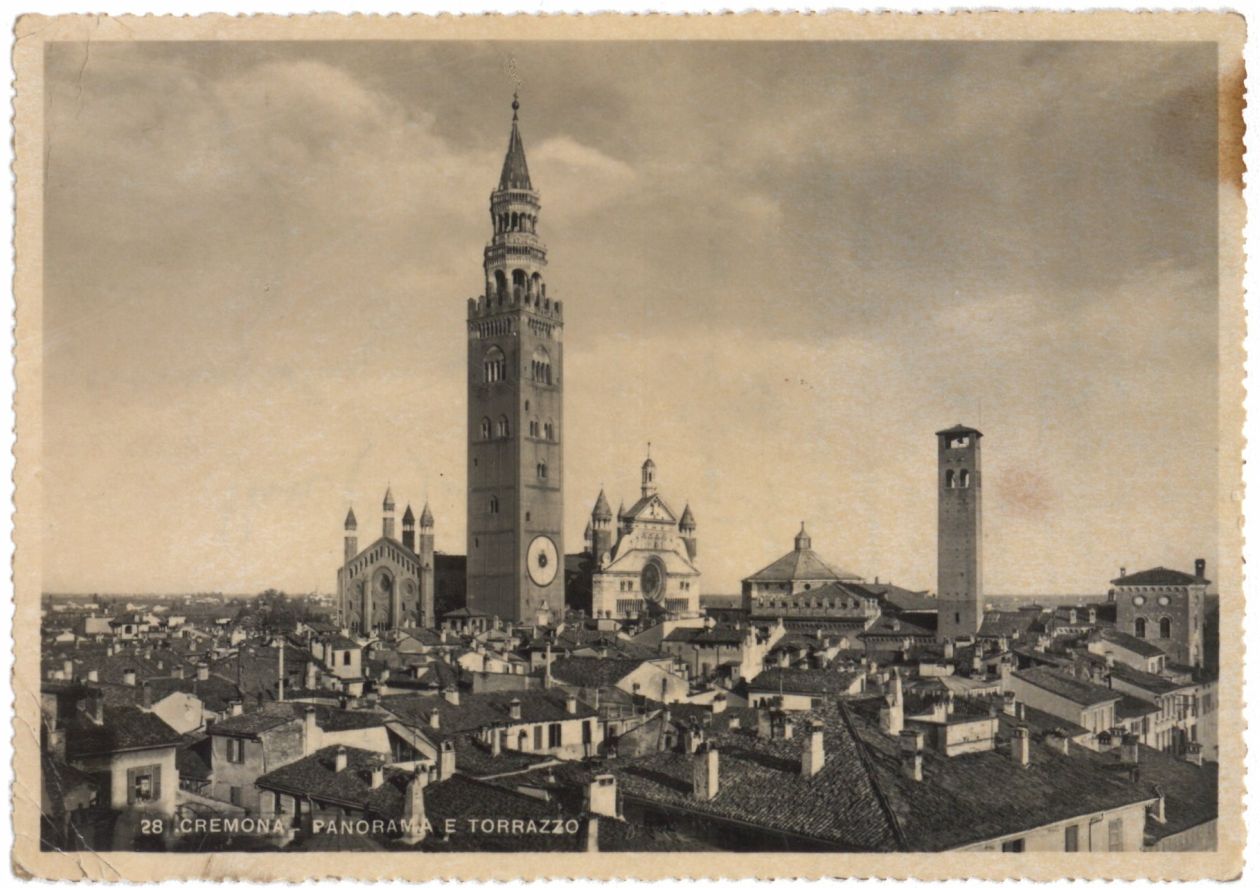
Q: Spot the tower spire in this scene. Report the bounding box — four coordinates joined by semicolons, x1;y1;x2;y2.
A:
498;93;533;192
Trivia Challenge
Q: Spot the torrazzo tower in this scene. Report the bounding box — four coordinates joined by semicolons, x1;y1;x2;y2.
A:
466;96;565;622
936;424;984;638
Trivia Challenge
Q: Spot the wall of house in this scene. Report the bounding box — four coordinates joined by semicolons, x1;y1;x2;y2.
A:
210;722;305;815
1008;674;1114;739
1149;819;1217;852
150;691;205;734
73;746;177;816
958;803;1149;852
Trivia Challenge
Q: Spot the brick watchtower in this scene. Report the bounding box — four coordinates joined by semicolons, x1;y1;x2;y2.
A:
937;425;984;638
466;95;565;623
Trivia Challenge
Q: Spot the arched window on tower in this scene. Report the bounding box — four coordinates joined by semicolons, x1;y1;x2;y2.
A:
1135;617;1147;639
544;419;555;441
479;417;492;440
497;415;510;438
944;469;956;489
494;270;508;304
528;419;539;437
483;346;506;383
532;347;552;385
530;272;543;299
537;461;548;481
959;469;971;488
1160;617;1172;639
488;496;499;515
512;269;528;302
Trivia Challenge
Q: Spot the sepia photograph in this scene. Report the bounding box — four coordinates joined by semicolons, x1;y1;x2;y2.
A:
13;11;1245;882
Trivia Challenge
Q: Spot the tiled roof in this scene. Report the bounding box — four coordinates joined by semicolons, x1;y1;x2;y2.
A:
744;547;860;584
206;702;392;738
497;107;533;191
1093;628;1166;659
1109;663;1183;695
663;626;749;646
1112;567;1210;587
603;713;900;850
861;584;936;612
450;734;555;777
978;610;1041;638
1012;666;1121;707
177;739;213;781
747;667;862;697
66;705;183;758
546;658;646;688
1112;745;1218;842
145;675;242;711
379;690;596;737
996;707;1091;740
846;703;1157;850
1115;694;1161;719
860;614;936;638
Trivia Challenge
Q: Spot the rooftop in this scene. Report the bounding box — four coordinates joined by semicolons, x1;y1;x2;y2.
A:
1011;666;1122;708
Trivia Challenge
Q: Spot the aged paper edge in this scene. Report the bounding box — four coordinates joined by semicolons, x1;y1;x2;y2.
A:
10;10;1247;882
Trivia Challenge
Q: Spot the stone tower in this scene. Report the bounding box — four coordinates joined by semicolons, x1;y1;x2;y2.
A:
937;424;984;638
466;95;565;622
419;502;436;629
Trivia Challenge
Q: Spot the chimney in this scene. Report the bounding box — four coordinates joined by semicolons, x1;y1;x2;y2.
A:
565;693;578;715
63;659;74;680
586;773;619;819
509;698;523;720
437;740;456;782
1151;785;1167;823
230;698;243;717
1002;692;1017;717
544;643;553;690
584;816;600;853
306;659;318;690
333;746;348;773
756;708;772;740
1088;607;1097;625
880;669;904;735
173;664;185;680
899;730;923;782
87;669;99;684
370;756;384;789
1120;733;1140;764
1043;729;1070;755
77;692;105;726
1195;558;1206;579
1015;701;1026;721
141;682;153;709
304;706;317;755
428;710;441;731
401;765;430;844
710;693;727;714
1011;726;1030;767
801;720;825;778
276;642;285;702
691;743;719;801
442;685;460;706
122;668;137;686
197;661;210;682
491;729;502;758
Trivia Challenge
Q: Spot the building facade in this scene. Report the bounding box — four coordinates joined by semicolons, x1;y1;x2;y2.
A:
466;97;565;624
589;456;701;619
337;490;436;633
937;424;984;638
1110;563;1209;669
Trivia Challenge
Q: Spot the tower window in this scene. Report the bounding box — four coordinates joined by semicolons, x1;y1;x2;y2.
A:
945;469;956;488
479;417;492;440
497;415;510;438
483;346;506;383
488;496;499;515
537;462;548;481
544;420;555;441
531;347;553;385
529;419;539;437
959;469;970;488
1135;617;1147;638
1160;617;1172;639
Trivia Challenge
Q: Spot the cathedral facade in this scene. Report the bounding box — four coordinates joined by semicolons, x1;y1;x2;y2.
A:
586;455;701;619
465;97;566;624
337;488;436;633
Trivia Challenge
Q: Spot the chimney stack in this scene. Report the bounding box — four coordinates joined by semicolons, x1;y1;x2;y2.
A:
1120;733;1140;764
141;682;153;709
1002;691;1017;717
491;729;502;758
87;669;99;684
880;669;904;735
691;742;719;801
437;740;456;782
801;720;825;778
122;668;137;686
1195;558;1206;579
334;746;348;773
197;661;210;681
442;685;460;706
230;698;244;717
586;773;619;819
370;756;384;788
304;706;318;755
565;693;578;715
1011;726;1031;768
429;710;441;731
1043;729;1070;755
899;730;923;782
400;765;430;844
62;659;74;681
509;698;523;720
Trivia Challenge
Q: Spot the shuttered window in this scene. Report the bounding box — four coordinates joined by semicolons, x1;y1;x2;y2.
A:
126;765;160;805
1108;818;1124;851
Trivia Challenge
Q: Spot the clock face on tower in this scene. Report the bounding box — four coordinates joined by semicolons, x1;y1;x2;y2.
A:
527;535;559;586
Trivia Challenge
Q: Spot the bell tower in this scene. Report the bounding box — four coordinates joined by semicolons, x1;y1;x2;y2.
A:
937;424;984;638
466;95;565;622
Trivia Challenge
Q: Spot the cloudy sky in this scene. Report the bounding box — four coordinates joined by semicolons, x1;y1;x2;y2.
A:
43;40;1221;600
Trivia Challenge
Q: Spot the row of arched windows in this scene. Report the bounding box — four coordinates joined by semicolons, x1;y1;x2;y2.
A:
944;468;972;489
495;211;537;235
488;269;547;306
526;419;557;440
482;345;553;385
478;415;512;440
1134;617;1173;639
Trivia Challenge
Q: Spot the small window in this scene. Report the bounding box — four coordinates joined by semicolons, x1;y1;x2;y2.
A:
944;469;956;489
534;725;543;748
1159;617;1172;639
537;462;548;481
343;651;351;666
544;421;555;441
497;415;510;438
1001;838;1025;853
1064;825;1079;852
1108;818;1124;851
489;496;500;515
229;785;242;808
1135;617;1147;639
959;469;970;488
479;417;492;440
548;723;562;747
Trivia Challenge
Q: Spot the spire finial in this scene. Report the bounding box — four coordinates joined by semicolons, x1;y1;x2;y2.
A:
512;91;520;120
